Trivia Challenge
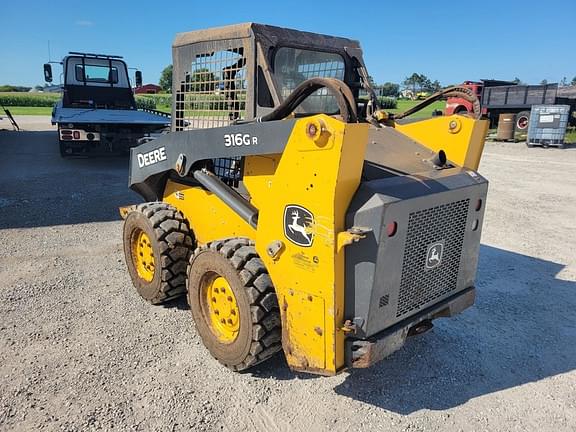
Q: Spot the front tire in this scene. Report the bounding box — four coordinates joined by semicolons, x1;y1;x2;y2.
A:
123;202;194;304
187;239;282;371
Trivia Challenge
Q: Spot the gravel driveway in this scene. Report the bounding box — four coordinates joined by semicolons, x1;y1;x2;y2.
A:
1;117;575;431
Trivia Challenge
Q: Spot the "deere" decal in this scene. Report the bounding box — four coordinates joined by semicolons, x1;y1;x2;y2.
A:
137;147;167;168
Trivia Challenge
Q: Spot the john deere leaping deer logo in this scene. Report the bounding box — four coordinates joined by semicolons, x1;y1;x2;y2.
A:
425;240;444;270
283;205;314;247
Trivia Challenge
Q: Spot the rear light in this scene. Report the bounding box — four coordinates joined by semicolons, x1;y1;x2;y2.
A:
73;131;80;139
61;130;73;141
386;221;397;237
475;199;482;211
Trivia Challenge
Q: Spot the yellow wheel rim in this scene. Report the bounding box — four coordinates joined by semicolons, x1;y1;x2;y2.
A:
132;230;155;282
204;275;240;343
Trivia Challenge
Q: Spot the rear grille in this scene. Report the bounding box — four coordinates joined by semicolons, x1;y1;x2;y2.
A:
396;199;470;318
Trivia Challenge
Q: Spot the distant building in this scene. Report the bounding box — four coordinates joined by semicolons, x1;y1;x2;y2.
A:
134;84;162;94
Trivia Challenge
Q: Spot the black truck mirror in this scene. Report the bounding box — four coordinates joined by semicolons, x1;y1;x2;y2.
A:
135;70;142;88
43;64;53;83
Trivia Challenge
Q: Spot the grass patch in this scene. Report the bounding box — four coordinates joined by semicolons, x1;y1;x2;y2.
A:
3;106;53;115
4;98;450;119
0;92;60;107
565;127;575;143
157;105;171;114
387;100;446;118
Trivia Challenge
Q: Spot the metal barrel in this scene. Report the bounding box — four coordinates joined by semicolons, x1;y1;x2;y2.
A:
496;113;515;140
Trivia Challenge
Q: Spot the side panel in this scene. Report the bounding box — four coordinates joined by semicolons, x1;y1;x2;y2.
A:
395;115;489;170
163;180;255;245
254;115;369;374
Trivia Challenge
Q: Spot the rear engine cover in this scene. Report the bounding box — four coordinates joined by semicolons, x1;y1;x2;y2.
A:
344;167;488;338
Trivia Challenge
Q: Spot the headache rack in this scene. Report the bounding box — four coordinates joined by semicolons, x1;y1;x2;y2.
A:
68;52;124;59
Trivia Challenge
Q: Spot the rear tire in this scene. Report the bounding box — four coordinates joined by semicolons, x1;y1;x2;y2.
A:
59;139;72;158
123;202;194;304
187;239;282;371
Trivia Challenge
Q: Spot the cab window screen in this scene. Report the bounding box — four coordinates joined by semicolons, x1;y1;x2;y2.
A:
274;47;345;113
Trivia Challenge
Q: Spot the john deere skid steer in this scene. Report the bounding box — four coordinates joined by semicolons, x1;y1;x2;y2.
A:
121;23;489;375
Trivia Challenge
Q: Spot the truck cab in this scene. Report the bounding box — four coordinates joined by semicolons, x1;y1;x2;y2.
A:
44;52;170;157
61;54;136;110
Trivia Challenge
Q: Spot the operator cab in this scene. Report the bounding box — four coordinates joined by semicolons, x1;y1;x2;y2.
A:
171;23;373;131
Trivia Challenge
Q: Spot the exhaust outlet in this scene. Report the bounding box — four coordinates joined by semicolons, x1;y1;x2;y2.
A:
408;319;433;336
428;150;447;168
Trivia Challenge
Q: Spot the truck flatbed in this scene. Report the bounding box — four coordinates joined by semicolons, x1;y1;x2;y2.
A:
52;102;170;126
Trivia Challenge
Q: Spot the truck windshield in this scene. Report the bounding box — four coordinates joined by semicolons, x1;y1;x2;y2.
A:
75;64;119;84
274;47;345;114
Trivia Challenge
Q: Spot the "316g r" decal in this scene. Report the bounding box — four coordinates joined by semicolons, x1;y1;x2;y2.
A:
224;133;258;147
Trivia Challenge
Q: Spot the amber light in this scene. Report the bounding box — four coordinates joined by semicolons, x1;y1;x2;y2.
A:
386;221;397;237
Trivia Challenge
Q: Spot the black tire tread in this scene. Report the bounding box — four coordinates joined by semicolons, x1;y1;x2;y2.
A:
133;202;194;304
189;238;282;371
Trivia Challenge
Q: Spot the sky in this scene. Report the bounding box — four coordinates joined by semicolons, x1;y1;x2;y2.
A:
1;0;575;88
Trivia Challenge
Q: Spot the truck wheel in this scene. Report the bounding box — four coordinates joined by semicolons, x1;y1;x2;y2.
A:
59;139;72;158
123;203;194;304
187;239;282;371
455;108;470;117
515;111;530;132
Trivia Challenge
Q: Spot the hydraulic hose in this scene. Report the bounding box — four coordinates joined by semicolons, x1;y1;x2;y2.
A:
257;77;358;123
394;86;482;120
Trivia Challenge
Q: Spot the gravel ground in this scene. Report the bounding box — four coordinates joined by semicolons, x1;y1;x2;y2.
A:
0;116;575;431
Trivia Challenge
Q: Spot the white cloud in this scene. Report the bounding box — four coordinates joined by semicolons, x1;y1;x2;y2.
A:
75;20;94;27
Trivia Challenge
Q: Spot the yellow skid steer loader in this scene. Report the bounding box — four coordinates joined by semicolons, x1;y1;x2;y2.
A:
121;23;489;375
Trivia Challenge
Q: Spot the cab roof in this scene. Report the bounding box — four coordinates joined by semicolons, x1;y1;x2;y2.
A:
172;22;361;52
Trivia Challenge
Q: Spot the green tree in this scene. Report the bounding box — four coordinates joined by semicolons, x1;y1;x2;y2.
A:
159;65;173;92
560;77;568;87
379;82;400;97
429;80;442;93
403;73;424;96
403;73;437;95
540;79;548;85
571;76;576;86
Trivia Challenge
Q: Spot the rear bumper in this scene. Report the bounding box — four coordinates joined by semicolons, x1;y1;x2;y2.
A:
345;286;475;368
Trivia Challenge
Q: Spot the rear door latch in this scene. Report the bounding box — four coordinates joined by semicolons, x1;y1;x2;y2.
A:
336;226;372;252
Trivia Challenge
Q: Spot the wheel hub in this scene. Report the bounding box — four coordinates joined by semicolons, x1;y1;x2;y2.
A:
132;230;155;282
205;276;239;343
